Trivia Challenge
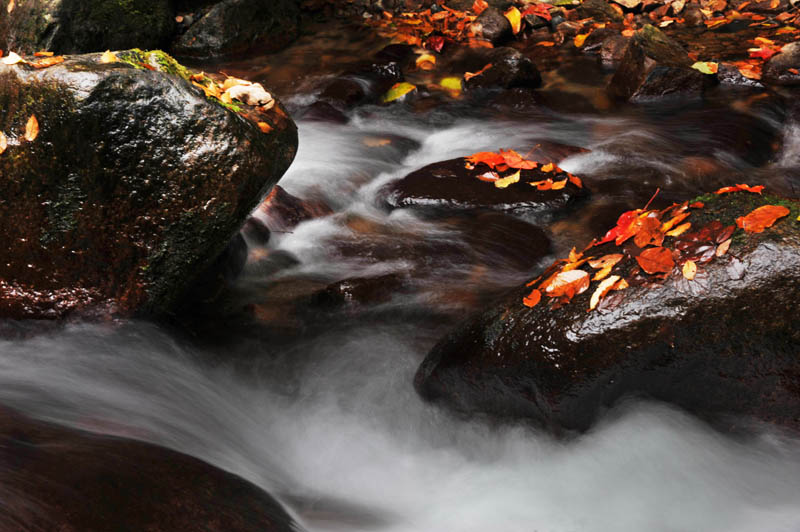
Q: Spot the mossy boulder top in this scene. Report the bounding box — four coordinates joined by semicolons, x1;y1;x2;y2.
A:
0;50;297;319
416;191;800;434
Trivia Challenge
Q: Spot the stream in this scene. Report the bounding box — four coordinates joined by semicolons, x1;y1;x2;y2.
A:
2;23;800;531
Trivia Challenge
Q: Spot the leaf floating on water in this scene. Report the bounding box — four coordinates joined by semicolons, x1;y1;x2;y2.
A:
574;33;591;47
464;63;492;81
100;50;118;63
736;205;790;233
24;115;39;142
589;275;621;311
504;6;522;34
1;52;22;65
636;246;674;275
494;170;520;189
382;82;416;103
415;52;436;70
545;269;590;299
440;76;462;96
682;259;697;280
523;288;541;308
0;131;6;154
715;183;764;195
691;61;719;74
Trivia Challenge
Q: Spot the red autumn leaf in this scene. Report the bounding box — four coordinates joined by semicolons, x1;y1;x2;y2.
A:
748;46;779;60
464;150;506;169
635;246;675;275
568;174;583;188
714;183;764;195
633;215;665;248
596;209;640;246
735;205;790;233
425;35;446;53
523;288;541;308
500;149;537;170
472;0;489;15
521;3;552;21
464;63;493;81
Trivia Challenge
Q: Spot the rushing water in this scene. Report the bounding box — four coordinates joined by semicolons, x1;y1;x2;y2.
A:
3;28;800;531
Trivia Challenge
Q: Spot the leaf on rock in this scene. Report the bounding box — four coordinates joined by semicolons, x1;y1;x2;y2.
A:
1;52;22;65
661;211;690;232
0;131;6;154
523;288;542;308
382;82;417;103
633;215;665;248
636;246;674;275
504;7;522;34
596;208;640;246
589;275;621;311
545;269;590;299
521;4;552;21
7;0;13;13
540;162;555;173
665;222;691;237
440;76;462;95
568;174;583;188
257;122;272;133
500;149;537;169
472;0;489;15
465;151;506;169
30;55;64;69
494;170;520;188
574;33;591;47
477;171;500;182
24;115;39;142
589;253;624;269
682;259;697;280
551;178;568;190
736;205;790;233
691;61;719;74
714;183;764;195
100;50;118;63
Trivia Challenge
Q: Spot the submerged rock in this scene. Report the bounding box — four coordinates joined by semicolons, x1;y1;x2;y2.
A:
172;0;300;57
0;51;297;319
0;407;297;531
381;157;586;215
258;186;333;231
463;47;542;91
4;0;174;54
608;25;715;102
416;191;800;433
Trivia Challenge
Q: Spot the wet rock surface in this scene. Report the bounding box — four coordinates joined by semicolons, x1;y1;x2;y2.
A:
0;407;297;531
0;51;297;319
416;192;800;433
258;185;334;231
763;42;800;87
462;47;542;91
381;157;586;215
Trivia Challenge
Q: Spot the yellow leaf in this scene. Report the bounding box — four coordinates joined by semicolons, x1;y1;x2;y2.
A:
541;162;555;172
7;0;14;14
100;50;117;63
682;259;697;280
0;131;6;154
416;53;436;70
589;275;621;311
504;6;522;34
440;76;462;95
665;222;691;237
1;52;22;65
494;170;520;189
24;115;39;142
691;61;719;74
574;33;591;47
551;178;568;190
382;82;417;103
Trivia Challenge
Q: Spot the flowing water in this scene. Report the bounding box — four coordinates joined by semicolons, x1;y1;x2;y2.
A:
2;26;800;531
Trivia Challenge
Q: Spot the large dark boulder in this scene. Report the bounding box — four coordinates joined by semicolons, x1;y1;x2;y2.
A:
0;407;297;531
416;191;800;433
463;47;542;91
0;50;297;319
608;25;715;102
171;0;301;58
381;156;586;215
4;0;175;55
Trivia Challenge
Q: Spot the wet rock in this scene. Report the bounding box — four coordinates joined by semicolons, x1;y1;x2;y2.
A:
600;34;631;67
312;273;410;309
297;101;350;124
762;42;800;87
455;212;552;271
471;8;513;45
0;51;297;319
717;63;764;88
381;157;586;215
416;192;800;433
258;185;334;231
5;0;174;54
242;217;272;246
318;77;369;109
0;407;297;531
576;0;624;23
172;0;300;58
608;25;716;102
682;5;705;26
463;48;542;91
244;249;301;278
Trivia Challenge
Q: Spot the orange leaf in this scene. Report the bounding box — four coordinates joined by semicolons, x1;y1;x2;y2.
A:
536;41;556;46
551;178;568;190
29;55;65;69
0;131;6;154
24;115;39;142
568;174;583;188
530;178;554;191
633;215;664;248
735;205;790;233
465;150;506;169
34;50;54;57
523;288;541;307
714;183;764;195
257;121;272;133
589;253;624;269
464;63;493;81
682;259;697;280
593;264;614;281
716;238;732;256
589;274;621;311
689;201;704;209
665;222;691;237
500;149;537;169
635;246;674;275
540;162;554;172
661;211;690;232
568;247;583;263
544;269;590;299
574;32;591;47
472;0;488;15
7;0;13;13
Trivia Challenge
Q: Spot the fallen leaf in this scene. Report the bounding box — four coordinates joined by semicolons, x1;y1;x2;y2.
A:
505;6;522;34
500;149;537;169
465;151;506;169
748;46;780;60
593;264;614;281
541;162;555;172
7;0;13;13
494;170;520;188
440;76;462;95
257;122;272;133
34;51;54;57
24;115;39;142
682;259;697;280
665;222;691;237
545;269;590;299
0;131;6;154
716;238;731;256
661;211;691;232
472;0;489;15
536;41;556;46
1;52;22;65
689;201;704;208
551;178;568;190
636;246;674;274
568;174;583;188
100;50;117;63
523;288;542;307
589;275;621;311
691;61;719;74
574;32;591;47
736;204;790;233
416;52;436;70
382;82;417;103
589;254;624;269
530;178;554;190
29;55;64;68
596;208;640;246
634;215;665;248
363;137;392;147
521;4;552;21
464;63;493;81
476;171;500;182
714;183;764;194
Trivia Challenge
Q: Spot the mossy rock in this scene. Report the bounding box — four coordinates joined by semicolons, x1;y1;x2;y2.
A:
5;0;175;55
416;191;800;434
0;51;297;319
